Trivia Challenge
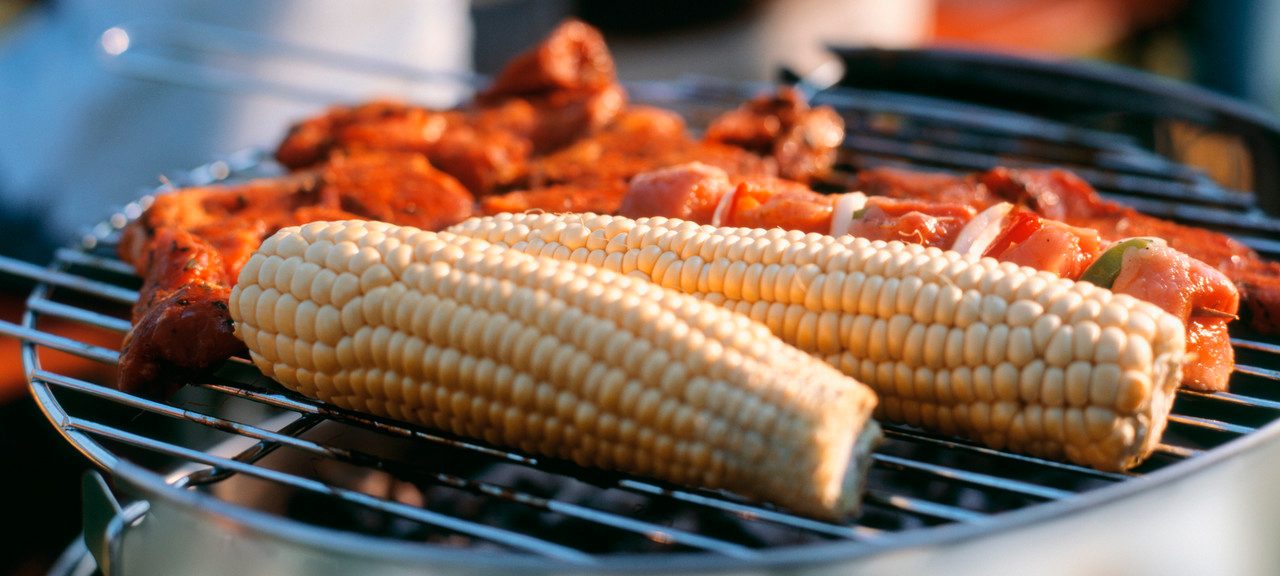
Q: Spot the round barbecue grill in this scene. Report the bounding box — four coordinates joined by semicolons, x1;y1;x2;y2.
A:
7;47;1280;575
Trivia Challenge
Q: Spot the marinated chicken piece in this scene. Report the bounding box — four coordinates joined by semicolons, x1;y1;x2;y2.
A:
275;20;626;195
705;87;845;182
122;175;316;275
476;19;616;102
859;166;1280;333
482;107;774;215
980;210;1104;279
279;100;533;194
618;162;736;223
320;152;475;230
118;152;475;397
725;178;835;233
848;198;975;248
1112;244;1240;388
856;166;1004;207
118;228;242;397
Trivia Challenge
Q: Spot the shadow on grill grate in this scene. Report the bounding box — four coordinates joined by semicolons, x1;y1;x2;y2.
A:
2;78;1280;564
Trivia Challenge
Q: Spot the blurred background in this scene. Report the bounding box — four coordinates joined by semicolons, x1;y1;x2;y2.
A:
0;0;1276;573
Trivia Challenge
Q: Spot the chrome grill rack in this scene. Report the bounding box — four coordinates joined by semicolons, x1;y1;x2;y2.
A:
3;74;1280;573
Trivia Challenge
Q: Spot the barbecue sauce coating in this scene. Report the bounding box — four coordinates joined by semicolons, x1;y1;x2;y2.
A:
118;228;243;397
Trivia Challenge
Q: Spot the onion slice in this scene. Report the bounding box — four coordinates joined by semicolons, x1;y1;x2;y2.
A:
951;202;1014;256
829;192;868;237
711;185;739;227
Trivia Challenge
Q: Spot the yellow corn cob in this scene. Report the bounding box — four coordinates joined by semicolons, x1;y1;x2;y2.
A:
229;219;880;520
448;212;1186;471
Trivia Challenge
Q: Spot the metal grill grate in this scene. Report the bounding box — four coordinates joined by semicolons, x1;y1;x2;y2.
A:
3;79;1280;567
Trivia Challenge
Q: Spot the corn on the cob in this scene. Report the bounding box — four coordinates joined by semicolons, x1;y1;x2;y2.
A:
229;219;880;520
448;212;1187;471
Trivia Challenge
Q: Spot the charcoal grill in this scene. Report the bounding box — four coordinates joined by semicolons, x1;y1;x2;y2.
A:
6;46;1280;575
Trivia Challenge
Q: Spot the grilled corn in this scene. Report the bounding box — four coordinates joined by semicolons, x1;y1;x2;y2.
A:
229;219;880;519
449;212;1186;471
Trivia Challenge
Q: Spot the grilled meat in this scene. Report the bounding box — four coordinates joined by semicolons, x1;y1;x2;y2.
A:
617;162;1240;390
705;87;845;183
118;228;241;397
117;152;474;396
476;19;616;102
857;166;1280;334
482;107;776;215
275;19;626;195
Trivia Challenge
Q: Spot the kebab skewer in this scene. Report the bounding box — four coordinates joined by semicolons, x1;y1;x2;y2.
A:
619;162;1238;391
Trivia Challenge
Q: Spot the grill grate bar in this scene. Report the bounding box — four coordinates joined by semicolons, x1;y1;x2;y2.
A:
175;414;325;489
196;379;872;542
863;491;987;524
26;296;133;333
0;319;121;364
1178;389;1280;411
33;368;760;557
1115;197;1280;236
879;425;1129;481
0;254;139;304
616;479;879;540
63;416;599;564
814;89;1135;152
1232;338;1280;355
536;501;758;558
197;381;541;465
842;115;1205;184
1167;414;1255;435
838;134;1249;208
54;247;140;277
872;454;1072;501
1234;364;1280;382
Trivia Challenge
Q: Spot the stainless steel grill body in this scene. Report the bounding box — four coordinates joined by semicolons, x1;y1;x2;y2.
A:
3;60;1280;575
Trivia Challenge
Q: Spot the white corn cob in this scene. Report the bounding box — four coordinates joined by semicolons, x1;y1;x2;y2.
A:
229;219;880;520
448;212;1187;471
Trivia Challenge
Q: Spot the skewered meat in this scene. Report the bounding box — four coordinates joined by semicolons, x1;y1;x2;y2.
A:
617;162;1239;390
857;166;1280;334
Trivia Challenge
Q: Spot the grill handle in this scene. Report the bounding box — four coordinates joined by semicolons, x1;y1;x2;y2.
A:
82;471;149;576
825;47;1280;215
